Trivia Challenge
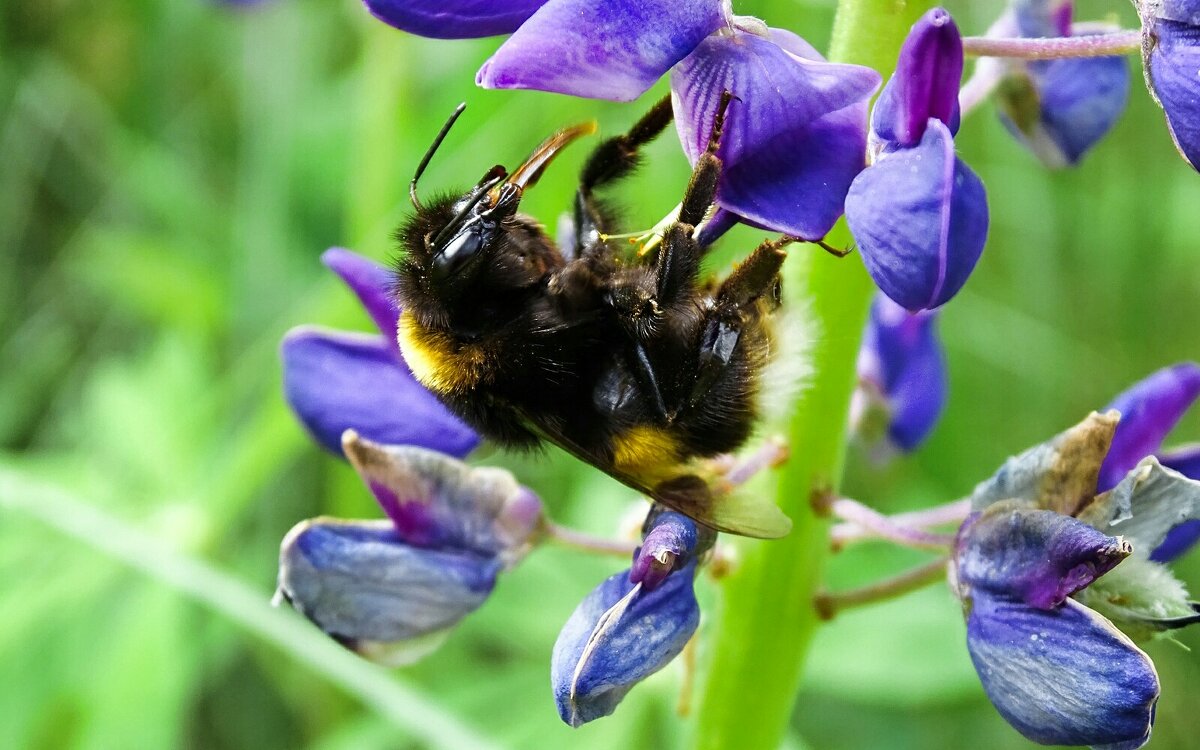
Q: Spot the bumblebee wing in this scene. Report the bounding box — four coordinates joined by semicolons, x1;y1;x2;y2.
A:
518;414;792;539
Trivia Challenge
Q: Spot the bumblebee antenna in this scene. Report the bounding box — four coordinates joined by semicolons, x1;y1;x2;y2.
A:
410;102;467;210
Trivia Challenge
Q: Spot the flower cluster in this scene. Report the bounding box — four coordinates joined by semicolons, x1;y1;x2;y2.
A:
278;250;706;723
950;363;1200;748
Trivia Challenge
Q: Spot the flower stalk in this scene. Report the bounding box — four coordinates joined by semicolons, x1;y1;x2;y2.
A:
962;30;1141;60
690;3;933;749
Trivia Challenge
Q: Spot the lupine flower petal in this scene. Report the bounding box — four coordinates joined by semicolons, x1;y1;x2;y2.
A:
1152;445;1200;560
954;502;1131;610
363;0;547;39
277;518;501;665
630;511;699;591
1160;0;1200;25
965;593;1159;749
1097;362;1200;491
970;411;1118;514
322;248;400;345
281;328;480;457
1143;14;1200;170
871;8;963;148
846;118;988;311
342;431;542;562
670;28;879;239
1079;457;1200;554
857;294;947;451
551;561;699;726
1075;554;1200;641
476;0;723;101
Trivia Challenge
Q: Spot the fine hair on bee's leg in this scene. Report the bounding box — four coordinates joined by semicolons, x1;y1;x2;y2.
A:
571;95;675;255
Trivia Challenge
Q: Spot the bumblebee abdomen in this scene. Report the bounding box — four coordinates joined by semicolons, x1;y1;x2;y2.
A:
397;311;492;395
610;425;685;486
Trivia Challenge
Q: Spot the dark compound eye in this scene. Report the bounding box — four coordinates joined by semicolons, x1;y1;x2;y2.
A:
432;227;484;281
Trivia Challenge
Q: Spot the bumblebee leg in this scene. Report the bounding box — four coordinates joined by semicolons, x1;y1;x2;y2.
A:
655;90;736;305
687;237;790;408
573;96;674;251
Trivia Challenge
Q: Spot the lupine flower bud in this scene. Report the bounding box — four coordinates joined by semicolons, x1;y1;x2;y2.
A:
845;8;989;312
281;249;479;457
551;510;703;726
1137;0;1200;170
852;294;947;455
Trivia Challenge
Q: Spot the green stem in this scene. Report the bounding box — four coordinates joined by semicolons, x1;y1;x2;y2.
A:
691;3;930;748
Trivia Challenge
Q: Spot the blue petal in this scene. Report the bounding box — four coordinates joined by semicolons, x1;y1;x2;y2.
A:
551;562;699;726
1017;52;1130;167
966;593;1158;749
341;431;542;561
277;518;500;659
1098;362;1200;491
281;327;479;457
670;28;879;239
872;7;963;148
846;118;989;311
322;248;401;344
1152;446;1200;561
476;0;723;101
1087;457;1200;557
954;503;1130;610
1146;19;1200;171
1159;0;1200;27
630;511;699;591
363;0;547;39
860;294;947;451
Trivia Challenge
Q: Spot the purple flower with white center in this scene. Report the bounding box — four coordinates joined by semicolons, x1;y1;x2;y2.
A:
954;405;1200;748
845;8;990;312
276;431;543;665
851;294;947;456
1136;0;1200;171
281;248;479;458
551;509;709;726
984;1;1131;168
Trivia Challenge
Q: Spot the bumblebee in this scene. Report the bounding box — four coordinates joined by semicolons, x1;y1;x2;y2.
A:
393;94;793;538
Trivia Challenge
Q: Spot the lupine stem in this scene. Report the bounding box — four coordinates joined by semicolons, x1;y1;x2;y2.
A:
831;497;970;548
962;30;1141;60
541;520;638;557
690;4;931;749
825;496;956;551
814;556;950;620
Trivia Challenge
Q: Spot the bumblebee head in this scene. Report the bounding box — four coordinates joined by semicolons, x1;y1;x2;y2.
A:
396;106;595;329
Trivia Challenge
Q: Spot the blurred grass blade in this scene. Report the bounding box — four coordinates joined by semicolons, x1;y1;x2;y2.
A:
0;464;502;750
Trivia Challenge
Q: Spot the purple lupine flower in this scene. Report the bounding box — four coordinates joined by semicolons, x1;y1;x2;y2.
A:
985;1;1130;167
851;294;947;456
1096;362;1200;561
366;0;879;242
1136;0;1200;171
551;509;710;726
845;8;989;312
276;431;543;665
281;248;479;458
671;27;880;240
364;0;547;39
954;407;1200;747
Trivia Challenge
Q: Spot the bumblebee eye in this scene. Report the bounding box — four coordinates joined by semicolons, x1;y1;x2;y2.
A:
432;227;484;282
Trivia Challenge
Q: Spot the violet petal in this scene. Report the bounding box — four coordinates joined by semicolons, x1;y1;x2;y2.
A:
341;431;542;562
671;28;879;239
966;593;1158;749
363;0;547;39
322;248;401;344
1151;445;1200;561
281;327;479;457
872;7;963;148
277;518;499;658
1145;18;1200;171
846;118;988;311
859;294;947;451
1097;362;1200;491
630;511;699;591
476;0;723;102
954;503;1131;610
551;561;699;726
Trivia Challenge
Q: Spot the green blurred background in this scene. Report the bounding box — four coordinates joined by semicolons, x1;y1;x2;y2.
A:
2;0;1198;747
